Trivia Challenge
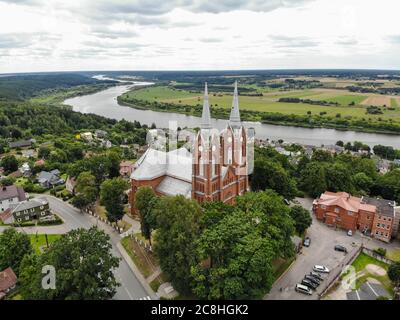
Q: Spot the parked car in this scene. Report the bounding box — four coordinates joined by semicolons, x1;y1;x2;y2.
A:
309;272;324;281
295;284;312;295
334;245;348;253
301;279;318;290
303;237;311;247
347;230;353;236
313;265;330;273
304;275;320;286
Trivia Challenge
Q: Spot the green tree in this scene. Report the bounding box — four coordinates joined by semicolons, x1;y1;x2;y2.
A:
100;177;128;223
0;155;18;173
251;158;297;199
153;196;202;294
19;227;120;300
299;162;327;198
191;212;274;299
235;190;295;259
0;228;33;275
135;186;158;245
325;162;353;193
388;262;400;287
290;205;312;235
371;169;400;202
352;172;373;193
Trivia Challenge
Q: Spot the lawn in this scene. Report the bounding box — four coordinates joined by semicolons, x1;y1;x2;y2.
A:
124;86;400;122
351;252;393;296
29;234;61;254
121;236;159;278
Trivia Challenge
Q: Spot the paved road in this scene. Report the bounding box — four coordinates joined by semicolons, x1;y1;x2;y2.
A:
0;195;151;300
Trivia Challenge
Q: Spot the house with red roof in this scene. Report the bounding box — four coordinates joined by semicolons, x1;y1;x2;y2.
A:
313;191;397;243
0;267;17;299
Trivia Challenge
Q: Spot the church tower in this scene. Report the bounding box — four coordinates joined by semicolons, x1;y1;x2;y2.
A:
192;83;221;202
192;81;248;204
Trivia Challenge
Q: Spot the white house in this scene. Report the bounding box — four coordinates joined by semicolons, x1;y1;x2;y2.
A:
0;185;26;212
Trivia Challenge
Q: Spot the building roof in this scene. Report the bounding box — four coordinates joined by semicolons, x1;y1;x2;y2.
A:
316;191;396;217
229;81;241;128
9;139;32;149
0;185;26;202
0;267;17;292
10;198;48;213
131;147;192;182
200;82;211;129
362;197;396;218
120;161;135;167
156;176;192;198
0;209;14;224
37;170;60;183
317;192;364;212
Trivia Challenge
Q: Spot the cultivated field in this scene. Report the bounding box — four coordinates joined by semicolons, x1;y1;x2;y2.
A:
124;85;400;122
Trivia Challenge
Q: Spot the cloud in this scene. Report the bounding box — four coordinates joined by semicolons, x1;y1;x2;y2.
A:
269;35;319;48
198;37;222;43
335;38;358;46
387;35;400;44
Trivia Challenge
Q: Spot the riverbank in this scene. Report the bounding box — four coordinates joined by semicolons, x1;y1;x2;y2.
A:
118;94;400;136
30;83;117;108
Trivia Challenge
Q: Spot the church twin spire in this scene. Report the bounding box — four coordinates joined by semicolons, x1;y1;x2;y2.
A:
200;81;241;130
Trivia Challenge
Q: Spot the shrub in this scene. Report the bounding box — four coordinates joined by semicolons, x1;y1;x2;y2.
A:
373;247;387;257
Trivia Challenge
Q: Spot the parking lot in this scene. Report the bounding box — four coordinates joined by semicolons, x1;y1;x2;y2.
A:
265;197;363;300
346;280;391;300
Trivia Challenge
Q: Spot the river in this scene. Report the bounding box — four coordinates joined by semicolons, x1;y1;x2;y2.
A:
64;83;400;148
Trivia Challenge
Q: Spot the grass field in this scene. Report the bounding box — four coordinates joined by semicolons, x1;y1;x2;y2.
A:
351;252;393;295
123;86;400;122
29;234;61;254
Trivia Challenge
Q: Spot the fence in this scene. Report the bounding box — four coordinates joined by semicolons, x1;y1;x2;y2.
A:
362;247;396;265
319;245;362;298
84;208;124;234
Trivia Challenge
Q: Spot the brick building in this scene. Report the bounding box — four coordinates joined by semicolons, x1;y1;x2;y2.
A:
129;82;249;214
313;191;397;243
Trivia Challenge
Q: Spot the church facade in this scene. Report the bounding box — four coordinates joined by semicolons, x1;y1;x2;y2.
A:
129;82;249;214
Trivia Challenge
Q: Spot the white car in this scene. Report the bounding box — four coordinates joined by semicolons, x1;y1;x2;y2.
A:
295;284;313;295
313;265;330;273
347;230;353;236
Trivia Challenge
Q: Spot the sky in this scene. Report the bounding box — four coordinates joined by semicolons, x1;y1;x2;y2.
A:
0;0;399;73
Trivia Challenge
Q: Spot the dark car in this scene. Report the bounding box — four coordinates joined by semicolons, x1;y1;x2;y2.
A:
304;275;320;286
301;279;318;290
334;245;348;253
303;237;311;247
309;272;324;281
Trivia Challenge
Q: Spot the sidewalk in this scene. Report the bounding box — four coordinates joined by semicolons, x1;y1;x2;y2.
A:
116;241;157;299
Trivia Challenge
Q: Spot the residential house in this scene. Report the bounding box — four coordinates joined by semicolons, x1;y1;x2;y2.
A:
95;130;108;139
21;149;36;158
8;170;22;179
34;159;45;167
120;161;135;178
313;191;397;243
80;132;93;142
377;159;391;174
0;267;17;299
66;176;77;195
9;139;33;149
0;185;26;212
100;140;112;148
19;162;31;177
37;170;64;188
7;198;52;225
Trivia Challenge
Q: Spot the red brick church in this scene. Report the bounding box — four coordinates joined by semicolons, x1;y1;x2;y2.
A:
129;82;249;214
